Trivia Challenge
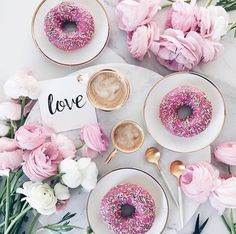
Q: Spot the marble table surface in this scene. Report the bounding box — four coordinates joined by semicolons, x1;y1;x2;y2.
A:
1;0;236;233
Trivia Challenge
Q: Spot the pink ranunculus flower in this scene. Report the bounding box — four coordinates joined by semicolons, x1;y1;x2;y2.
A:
166;0;199;34
181;161;219;203
116;0;161;32
154;29;204;71
51;134;76;158
80;124;109;158
0;138;23;176
15;124;48;150
214;142;236;166
210;177;236;214
197;5;229;41
127;22;160;60
22;142;62;182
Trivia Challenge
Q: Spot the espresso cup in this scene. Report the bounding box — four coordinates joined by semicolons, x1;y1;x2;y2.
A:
87;69;130;111
105;120;145;164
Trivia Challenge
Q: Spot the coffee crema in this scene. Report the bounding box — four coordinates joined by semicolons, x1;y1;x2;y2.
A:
113;122;144;152
87;69;130;111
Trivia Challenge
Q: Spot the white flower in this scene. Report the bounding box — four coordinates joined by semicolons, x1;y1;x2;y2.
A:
0;101;21;121
54;183;70;200
51;134;76;159
59;158;82;188
0;121;10;137
16;181;57;215
3;70;40;99
198;6;229;41
59;158;98;191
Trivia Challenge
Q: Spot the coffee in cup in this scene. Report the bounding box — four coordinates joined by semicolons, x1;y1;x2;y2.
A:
87;69;130;111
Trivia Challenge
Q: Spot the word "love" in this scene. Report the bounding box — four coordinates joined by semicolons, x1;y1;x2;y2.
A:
48;94;86;115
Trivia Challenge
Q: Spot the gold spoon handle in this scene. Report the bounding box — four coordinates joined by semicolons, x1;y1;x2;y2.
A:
178;185;184;229
105;149;118;164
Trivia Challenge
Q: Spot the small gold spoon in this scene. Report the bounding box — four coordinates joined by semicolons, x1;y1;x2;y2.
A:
170;160;186;229
145;147;179;207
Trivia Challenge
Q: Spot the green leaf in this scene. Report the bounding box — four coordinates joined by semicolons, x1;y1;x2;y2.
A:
216;0;236;11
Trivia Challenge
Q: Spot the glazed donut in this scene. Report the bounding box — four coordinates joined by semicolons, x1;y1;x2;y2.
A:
100;183;156;234
159;86;212;138
44;2;95;51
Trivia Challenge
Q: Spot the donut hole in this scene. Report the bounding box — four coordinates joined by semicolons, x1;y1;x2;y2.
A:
177;105;193;120
61;21;77;33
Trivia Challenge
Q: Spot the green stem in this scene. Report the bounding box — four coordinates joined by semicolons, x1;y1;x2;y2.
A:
5;206;31;234
10;121;14;139
206;0;213;7
4;175;11;232
229;209;236;234
161;0;191;8
221;215;231;233
20;97;26;127
29;213;40;234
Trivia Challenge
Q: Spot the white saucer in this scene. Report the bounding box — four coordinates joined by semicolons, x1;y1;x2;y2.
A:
87;168;169;234
32;0;110;66
144;72;226;153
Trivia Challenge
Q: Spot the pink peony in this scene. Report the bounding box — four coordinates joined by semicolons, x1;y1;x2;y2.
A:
181;161;219;203
80;124;109;158
153;29;204;71
166;0;198;34
127;22;160;60
15;124;48;150
210;177;236;214
22;142;62;182
197;5;229;41
0;138;23;175
214;142;236;166
116;0;161;32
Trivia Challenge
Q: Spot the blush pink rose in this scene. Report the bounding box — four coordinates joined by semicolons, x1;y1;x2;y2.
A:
15;124;48;150
154;29;204;71
80;124;109;158
116;0;161;32
22;142;62;182
127;22;160;60
166;0;199;34
210;177;236;214
181;161;219;203
214;142;236;166
81;146;99;159
0;138;23;175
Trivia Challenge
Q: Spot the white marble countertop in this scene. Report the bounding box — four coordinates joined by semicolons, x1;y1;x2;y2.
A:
1;0;236;233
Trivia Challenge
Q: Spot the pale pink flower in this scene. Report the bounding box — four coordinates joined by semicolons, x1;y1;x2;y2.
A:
51;134;76;158
0;101;21;121
214;142;236;166
116;0;161;32
0;138;23;176
166;0;198;34
0;121;10;137
81;146;98;159
127;22;160;60
22;142;62;182
181;161;219;203
210;177;236;214
15;124;48;150
154;29;203;71
80;124;109;158
197;5;229;41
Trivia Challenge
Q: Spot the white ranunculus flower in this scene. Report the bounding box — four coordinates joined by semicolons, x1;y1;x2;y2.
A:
0;121;10;136
54;183;70;200
198;6;229;41
16;181;57;215
3;70;40;99
59;158;82;188
0;101;21;121
51;134;76;159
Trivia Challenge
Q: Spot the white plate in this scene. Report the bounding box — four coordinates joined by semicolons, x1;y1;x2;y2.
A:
32;0;110;66
87;168;169;234
144;72;226;153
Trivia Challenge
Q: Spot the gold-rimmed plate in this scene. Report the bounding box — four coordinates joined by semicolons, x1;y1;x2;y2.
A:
32;0;110;66
87;168;169;234
144;72;226;153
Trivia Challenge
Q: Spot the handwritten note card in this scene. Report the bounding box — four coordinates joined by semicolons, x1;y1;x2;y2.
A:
38;74;97;133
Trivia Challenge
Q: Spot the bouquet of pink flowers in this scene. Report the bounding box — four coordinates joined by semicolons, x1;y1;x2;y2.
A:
116;0;234;71
0;71;109;234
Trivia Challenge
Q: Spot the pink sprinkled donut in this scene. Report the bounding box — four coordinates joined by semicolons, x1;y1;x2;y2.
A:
159;86;212;138
100;183;156;234
44;2;95;51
